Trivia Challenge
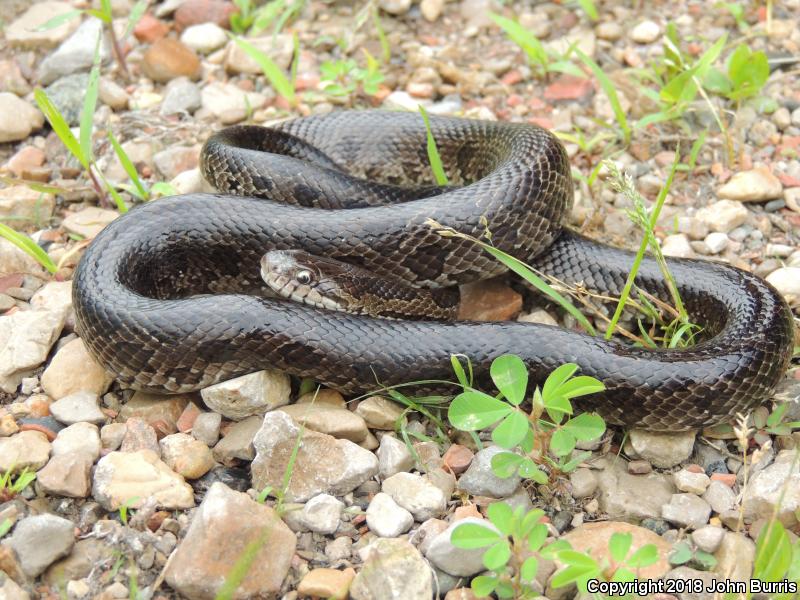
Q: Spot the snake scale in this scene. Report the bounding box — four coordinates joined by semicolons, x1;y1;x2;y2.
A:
72;111;795;430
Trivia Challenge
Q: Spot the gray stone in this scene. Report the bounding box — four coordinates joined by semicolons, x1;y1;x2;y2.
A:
201;369;290;420
661;493;712;529
703;480;737;514
570;468;598;499
665;567;716;600
695;200;749;233
39;18;111;85
366;492;414;538
160;77;202;116
458;445;521;498
37;451;94;498
212;415;262;464
377;435;414;478
426;517;498;577
382;472;446;521
628;429;696;468
49;391;106;425
4;514;75;577
192;411;222;446
0;93;45;144
0;307;65;393
713;532;754;583
42;73;90;127
743;450;800;524
351;538;432;600
299;494;344;535
692;526;725;553
595;457;675;520
673;469;711;494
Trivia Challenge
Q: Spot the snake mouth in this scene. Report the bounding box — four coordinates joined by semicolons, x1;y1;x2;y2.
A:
260;251;346;312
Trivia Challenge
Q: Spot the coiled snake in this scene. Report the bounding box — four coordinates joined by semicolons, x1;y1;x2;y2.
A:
72;111;794;430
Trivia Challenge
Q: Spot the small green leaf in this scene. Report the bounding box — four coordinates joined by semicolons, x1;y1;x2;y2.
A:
519;428;535;454
563;412;606;442
557;375;605;400
754;519;792;581
471;575;497;597
448;390;511;431
450;354;471;388
669;541;693;566
609;532;632;563
491;410;530;449
495;580;515;599
519;458;548;483
0;223;58;274
542;363;578;401
550;427;576;457
612;566;636;583
450;523;501;549
483;540;512;571
36;9;82;31
519;509;545;538
487;502;514;535
34;88;88;170
526;523;548;553
108;130;148;200
490;354;528;406
541;539;571;559
491;452;523;478
419;105;448;186
692;549;717;570
520;555;539;582
551;551;600;588
767;403;789;428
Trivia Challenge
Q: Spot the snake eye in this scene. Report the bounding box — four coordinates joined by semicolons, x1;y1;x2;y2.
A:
295;270;313;285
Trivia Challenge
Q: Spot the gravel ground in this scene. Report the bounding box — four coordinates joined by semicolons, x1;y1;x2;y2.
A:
0;1;799;599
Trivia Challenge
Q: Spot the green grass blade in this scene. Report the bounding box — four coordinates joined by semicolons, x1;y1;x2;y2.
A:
574;49;630;144
213;532;270;600
34;89;89;170
108;130;148;200
576;0;598;20
229;35;296;105
36;9;82;31
419;106;449;186
0;223;58;274
80;37;103;165
124;0;149;39
95;169;129;214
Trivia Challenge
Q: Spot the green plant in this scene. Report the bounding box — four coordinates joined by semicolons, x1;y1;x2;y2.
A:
118;497;139;525
573;0;598;21
230;0;305;36
669;539;717;570
451;502;555;598
448;355;606;483
490;13;584;80
319;51;384;100
0;223;58;274
704;43;770;104
0;467;37;497
552;532;659;592
752;403;800;437
419;106;448;186
39;0;147;78
229;34;296;106
0;518;12;539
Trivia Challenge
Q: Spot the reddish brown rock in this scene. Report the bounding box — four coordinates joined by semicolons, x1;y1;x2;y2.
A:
458;279;522;321
133;14;170;43
174;0;236;31
120;417;159;454
443;444;474;475
141;38;201;83
543;75;595;102
3;146;44;178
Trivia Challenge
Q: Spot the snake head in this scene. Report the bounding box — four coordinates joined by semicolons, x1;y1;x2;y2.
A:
260;250;359;312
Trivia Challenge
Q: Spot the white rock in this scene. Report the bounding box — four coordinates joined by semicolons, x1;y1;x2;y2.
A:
378;0;412;15
0;93;44;143
158;432;215;479
366;492;414;537
631;20;661;43
299;493;344;535
743;450;800;524
717;167;783;202
692;526;725;553
0;431;50;472
223;34;293;73
382;472;446;521
382;90;430;112
766;268;800;305
0;186;55;224
570;467;598;499
37;450;94;498
61;206;118;238
673;469;711;494
5;1;79;48
628;429;696;468
49;391;107;425
426;517;498;576
377;435;414;478
661;233;694;258
420;0;445;21
695;199;749;233
38;18;112;85
458;445;521;497
170;168;210;195
661;493;712;529
200;81;269;125
201;369;290;420
52;422;101;460
351;538;432;600
41;337;113;400
180;23;228;54
703;232;729;254
0;308;65;393
92;449;195;510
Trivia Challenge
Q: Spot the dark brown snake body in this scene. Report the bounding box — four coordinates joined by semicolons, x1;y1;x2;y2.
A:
72;111;794;430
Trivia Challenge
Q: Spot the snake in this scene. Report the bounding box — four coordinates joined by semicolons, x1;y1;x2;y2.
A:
72;110;795;431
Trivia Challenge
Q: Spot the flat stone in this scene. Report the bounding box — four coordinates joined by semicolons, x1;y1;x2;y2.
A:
142;38;201;83
252;411;378;502
562;522;672;579
695;200;749;233
426;517;497;577
192;411;222;446
212;415;262;464
382;471;447;521
662;493;712;529
200;81;269;125
4;514;75;577
297;568;354;600
458;279;522;321
159;433;215;479
377;435;414;478
692;525;726;553
595;457;675;520
43;538;114;586
120;417;159;454
0;430;50;472
61;207;118;239
458;445;521;498
201;369;290;420
378;0;412;14
5;2;78;48
160;77;202;116
174;0;237;30
743;450;800;525
717;167;783;202
165;482;296;599
180;22;228;54
351;538;432;600
49;391;106;425
0;185;55;224
38;18;111;85
299;493;344;535
570;467;598;499
674;468;711;494
628;429;696;468
92;450;195;510
366;492;414;537
278;403;368;442
442;444;474;475
52;422;101;460
766;268;800;305
703;479;737;514
0;308;65;393
0;93;44;144
98;77;129;110
223;34;294;73
0;573;29;600
354;396;405;430
37;451;94;498
631;20;661;43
